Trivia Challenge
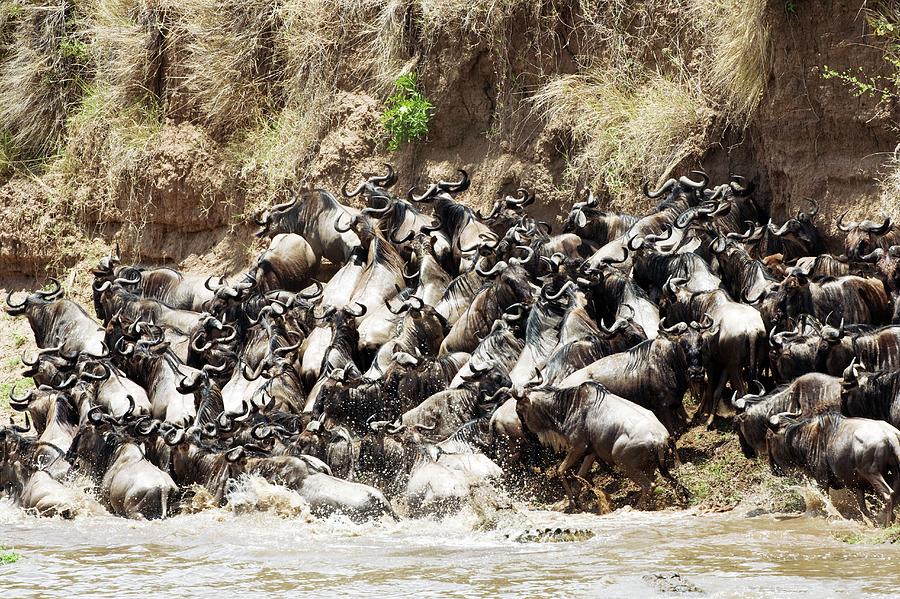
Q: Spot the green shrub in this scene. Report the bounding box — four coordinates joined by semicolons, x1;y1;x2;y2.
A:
821;2;899;103
380;73;433;151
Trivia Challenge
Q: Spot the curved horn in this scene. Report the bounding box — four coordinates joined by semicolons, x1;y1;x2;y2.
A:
164;427;185;446
346;302;367;317
312;306;336;321
658;317;688;335
438;169;470;194
334;212;354;233
799;198;818;220
679;170;709;189
113;272;142;286
270;196;298;214
542;280;575;302
475;260;507;277
37;277;62;299
868;215;892;236
390;228;415;244
729;175;755;196
369;163;397;188
502;303;527;322
626;236;645;252
204;276;223;292
342;180;368;198
643;178;677;199
10;412;31;433
508;246;534;266
5;290;27;313
504;188;531;207
384;298;409;315
408;184;440;203
859;248;884;263
8;382;33;409
80;362;111;382
836;210;855;232
361;202;394;218
476;201;502;221
191;333;213;354
299;280;324;300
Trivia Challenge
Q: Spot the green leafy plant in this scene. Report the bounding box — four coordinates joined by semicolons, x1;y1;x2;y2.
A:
785;1;797;14
822;64;898;102
0;547;20;565
58;37;91;66
821;3;899;103
381;73;433;151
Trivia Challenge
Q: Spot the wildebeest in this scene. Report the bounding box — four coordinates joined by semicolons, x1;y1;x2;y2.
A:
731;374;842;457
255;188;362;264
837;212;900;261
561;320;709;434
517;381;681;508
766;412;900;526
67;415;178;519
6;278;106;356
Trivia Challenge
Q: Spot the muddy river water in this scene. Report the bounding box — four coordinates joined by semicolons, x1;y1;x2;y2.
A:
2;481;899;598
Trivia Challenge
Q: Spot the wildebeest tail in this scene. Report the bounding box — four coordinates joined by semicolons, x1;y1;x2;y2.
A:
746;328;762;386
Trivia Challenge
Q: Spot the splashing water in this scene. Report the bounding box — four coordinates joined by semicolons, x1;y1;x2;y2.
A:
224;474;315;520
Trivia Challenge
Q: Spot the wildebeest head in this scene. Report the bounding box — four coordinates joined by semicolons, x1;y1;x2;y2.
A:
4;278;65;316
766;198;823;256
763;412;803;476
838;357;871;409
0;414;36;483
642;171;709;208
658;317;712;383
837;211;894;260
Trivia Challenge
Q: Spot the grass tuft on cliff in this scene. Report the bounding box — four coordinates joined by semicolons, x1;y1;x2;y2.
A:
691;0;774;120
0;0;91;161
532;68;714;203
180;0;284;136
85;0;166;107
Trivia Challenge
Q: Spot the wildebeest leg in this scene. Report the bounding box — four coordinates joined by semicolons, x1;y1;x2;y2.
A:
558;444;589;511
706;370;730;427
626;467;654;510
862;473;895;527
576;454;595;479
727;366;747;412
854;488;875;526
695;384;713;420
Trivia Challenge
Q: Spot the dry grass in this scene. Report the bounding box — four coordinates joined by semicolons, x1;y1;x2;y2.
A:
55;82;162;244
532;66;715;204
0;1;91;160
84;0;166;106
0;0;783;274
180;0;284;136
690;0;773;120
881;146;900;204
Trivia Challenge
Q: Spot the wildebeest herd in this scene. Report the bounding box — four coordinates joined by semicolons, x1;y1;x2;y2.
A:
3;166;900;525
